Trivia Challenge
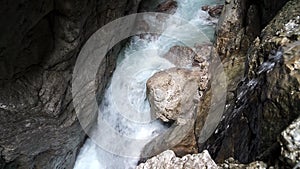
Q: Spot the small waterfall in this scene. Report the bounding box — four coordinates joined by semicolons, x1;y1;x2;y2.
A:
74;0;222;168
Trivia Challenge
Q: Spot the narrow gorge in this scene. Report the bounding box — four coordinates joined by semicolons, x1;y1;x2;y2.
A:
0;0;299;169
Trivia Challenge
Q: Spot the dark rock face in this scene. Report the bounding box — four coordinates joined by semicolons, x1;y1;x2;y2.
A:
198;0;300;166
215;0;289;59
0;0;140;168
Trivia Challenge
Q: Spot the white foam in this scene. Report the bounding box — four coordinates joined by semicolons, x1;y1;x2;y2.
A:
74;0;223;168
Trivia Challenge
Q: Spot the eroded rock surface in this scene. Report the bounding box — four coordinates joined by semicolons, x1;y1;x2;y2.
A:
156;0;178;14
279;116;300;167
137;150;218;169
219;158;267;169
0;0;141;168
198;0;300;166
201;5;224;18
147;67;204;122
143;44;210;157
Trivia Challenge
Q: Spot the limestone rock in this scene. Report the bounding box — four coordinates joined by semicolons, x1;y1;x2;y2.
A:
156;0;178;14
198;0;300;165
163;45;211;68
146;67;205;122
220;158;267;169
279;116;300;166
215;0;247;58
201;5;224;18
143;45;209;157
163;46;196;68
137;150;218;169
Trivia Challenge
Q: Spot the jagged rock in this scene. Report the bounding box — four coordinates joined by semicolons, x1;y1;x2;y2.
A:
163;45;211;68
215;0;247;58
156;0;178;14
146;67;206;122
136;150;218;169
198;0;300;165
0;0;141;168
142;56;208;157
163;46;196;68
215;0;280;58
220;158;267;169
279;116;300;167
201;5;224;18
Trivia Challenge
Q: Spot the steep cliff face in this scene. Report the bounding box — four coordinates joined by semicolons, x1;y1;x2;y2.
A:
0;0;140;168
198;0;300;166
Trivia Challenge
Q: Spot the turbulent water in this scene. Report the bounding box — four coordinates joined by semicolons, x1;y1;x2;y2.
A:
74;0;223;168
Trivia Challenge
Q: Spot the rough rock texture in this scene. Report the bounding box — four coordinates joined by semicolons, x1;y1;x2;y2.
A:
219;158;267;169
279;116;300;166
155;0;178;14
201;5;224;18
0;0;140;168
144;67;205;157
147;68;203;122
138;0;177;14
163;46;196;68
215;0;289;59
163;45;211;68
137;150;218;169
198;0;300;166
142;44;210;157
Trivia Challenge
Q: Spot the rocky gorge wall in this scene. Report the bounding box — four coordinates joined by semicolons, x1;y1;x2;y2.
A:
138;0;300;168
197;0;300;167
0;0;140;168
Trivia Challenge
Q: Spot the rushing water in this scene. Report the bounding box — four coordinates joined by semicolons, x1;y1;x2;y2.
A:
74;0;223;168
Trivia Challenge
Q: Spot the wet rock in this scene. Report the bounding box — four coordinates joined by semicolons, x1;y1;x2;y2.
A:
215;0;247;58
0;0;141;168
143;53;209;157
146;67;203;122
137;150;218;169
215;0;273;59
198;0;300;165
156;0;178;14
279;116;300;167
201;5;224;18
163;45;211;68
163;46;196;67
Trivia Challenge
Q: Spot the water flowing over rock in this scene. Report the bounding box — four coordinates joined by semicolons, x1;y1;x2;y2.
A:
144;66;207;157
136;150;218;169
201;5;224;18
143;44;210;157
198;0;300;166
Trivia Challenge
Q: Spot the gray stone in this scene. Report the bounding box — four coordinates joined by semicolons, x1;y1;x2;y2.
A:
0;0;141;168
137;150;218;169
279;116;300;166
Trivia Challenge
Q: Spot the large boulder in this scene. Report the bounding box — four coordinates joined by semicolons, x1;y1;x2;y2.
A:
137;150;218;169
146;67;205;122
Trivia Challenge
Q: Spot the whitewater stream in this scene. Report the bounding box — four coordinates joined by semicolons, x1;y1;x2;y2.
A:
74;0;223;168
